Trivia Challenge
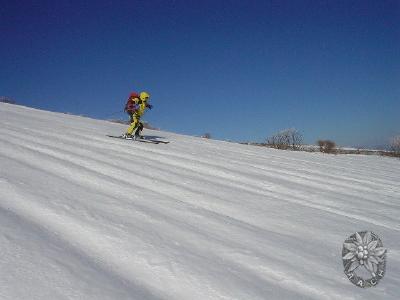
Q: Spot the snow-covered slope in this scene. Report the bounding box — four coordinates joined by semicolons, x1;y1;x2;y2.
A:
0;103;399;300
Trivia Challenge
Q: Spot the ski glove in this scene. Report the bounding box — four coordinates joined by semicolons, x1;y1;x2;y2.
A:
146;104;153;110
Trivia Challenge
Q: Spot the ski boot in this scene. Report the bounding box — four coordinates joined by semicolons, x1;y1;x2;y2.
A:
134;133;143;140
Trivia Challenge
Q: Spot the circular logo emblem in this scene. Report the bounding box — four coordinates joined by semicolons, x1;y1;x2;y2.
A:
342;231;387;288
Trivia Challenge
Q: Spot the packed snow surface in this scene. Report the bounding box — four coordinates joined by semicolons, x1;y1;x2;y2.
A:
0;103;399;300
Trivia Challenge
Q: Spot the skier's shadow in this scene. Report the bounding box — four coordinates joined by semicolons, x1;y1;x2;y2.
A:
143;135;166;140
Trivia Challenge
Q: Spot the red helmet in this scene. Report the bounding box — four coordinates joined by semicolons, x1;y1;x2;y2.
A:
129;92;139;99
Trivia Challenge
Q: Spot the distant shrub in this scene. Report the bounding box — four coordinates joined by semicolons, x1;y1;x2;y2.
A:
317;140;336;154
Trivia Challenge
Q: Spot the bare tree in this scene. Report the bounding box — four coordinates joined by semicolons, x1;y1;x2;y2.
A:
267;128;303;150
290;129;303;150
267;130;288;149
390;136;400;155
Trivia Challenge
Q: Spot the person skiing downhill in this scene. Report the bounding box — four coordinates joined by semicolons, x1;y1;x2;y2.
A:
123;91;152;139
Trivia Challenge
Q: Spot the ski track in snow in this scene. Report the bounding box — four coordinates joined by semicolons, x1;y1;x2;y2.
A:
0;103;399;300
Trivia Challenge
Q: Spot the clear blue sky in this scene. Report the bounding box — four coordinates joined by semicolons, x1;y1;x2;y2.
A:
1;0;399;147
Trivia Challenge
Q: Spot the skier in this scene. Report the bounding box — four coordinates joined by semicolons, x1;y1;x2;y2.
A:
123;91;152;139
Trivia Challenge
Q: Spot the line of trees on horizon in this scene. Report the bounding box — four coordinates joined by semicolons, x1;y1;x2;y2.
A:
263;128;399;158
0;96;16;104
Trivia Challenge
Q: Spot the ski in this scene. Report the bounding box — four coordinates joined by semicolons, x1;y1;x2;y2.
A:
142;137;170;144
107;135;169;144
